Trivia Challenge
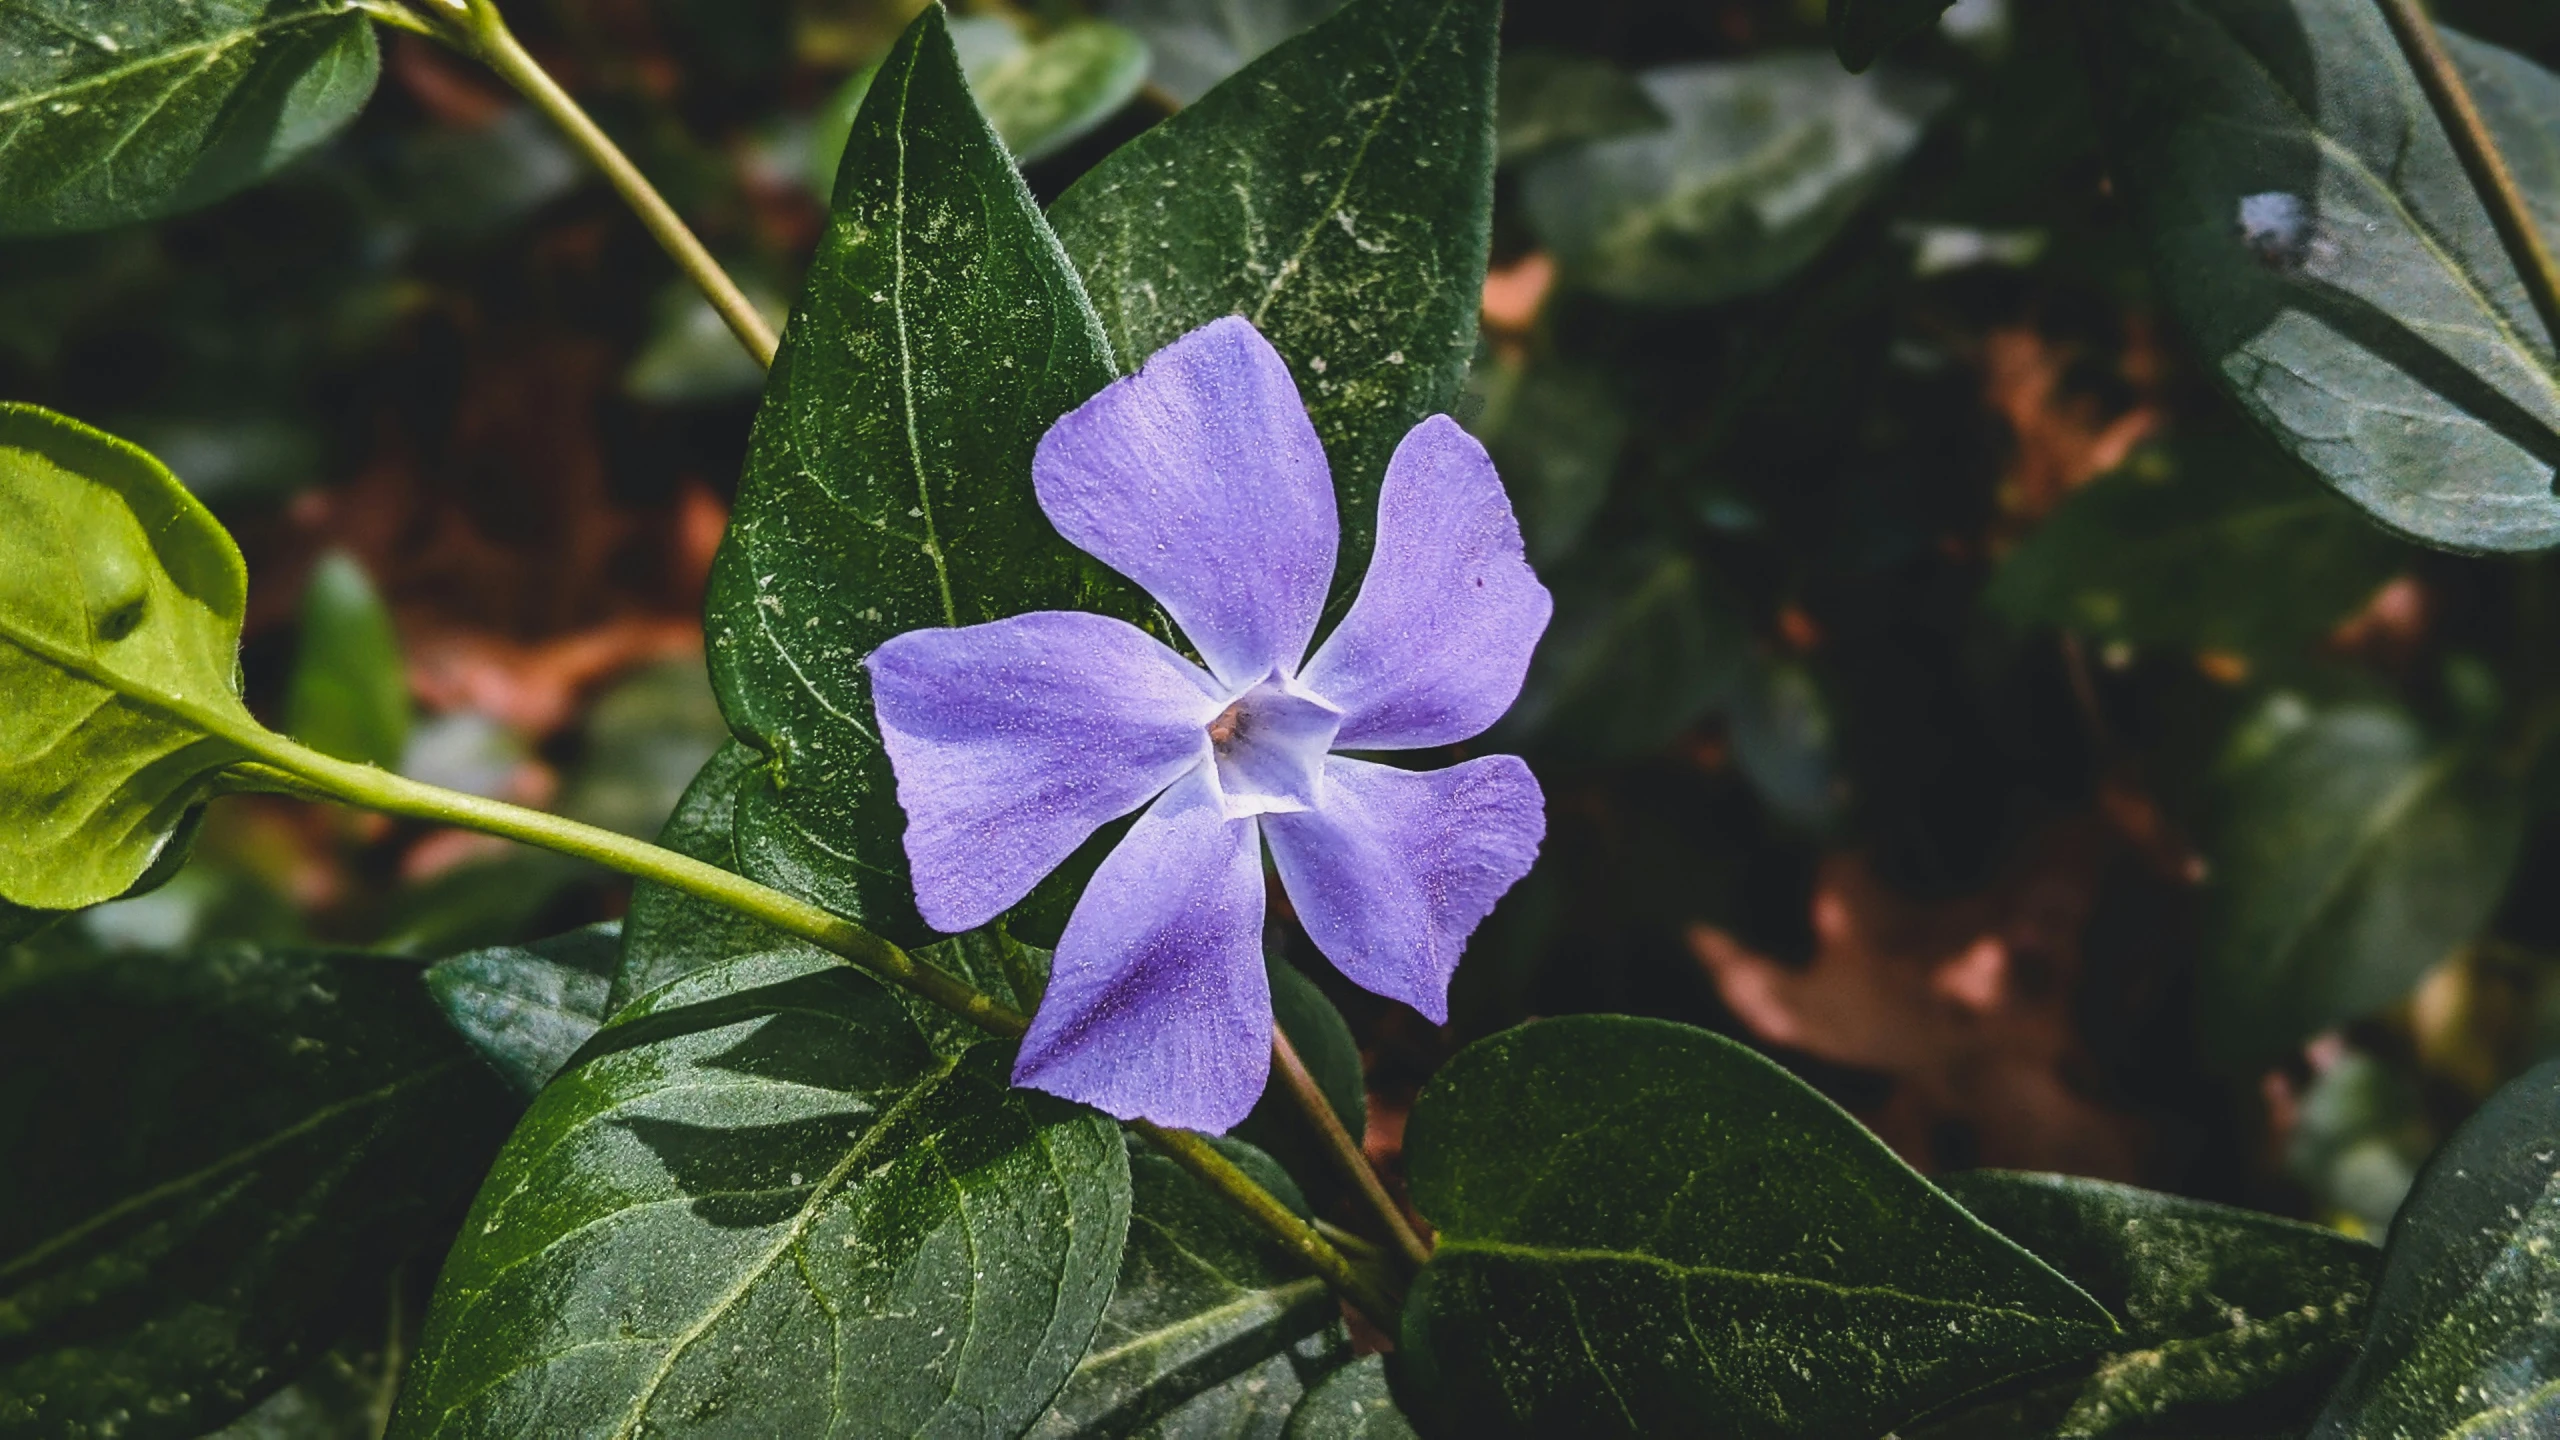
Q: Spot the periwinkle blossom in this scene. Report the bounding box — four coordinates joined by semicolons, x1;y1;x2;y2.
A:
867;316;1551;1132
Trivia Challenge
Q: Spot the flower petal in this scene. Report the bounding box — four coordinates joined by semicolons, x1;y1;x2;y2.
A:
869;611;1223;934
1299;415;1552;749
1265;755;1544;1023
1011;767;1271;1130
1034;316;1337;688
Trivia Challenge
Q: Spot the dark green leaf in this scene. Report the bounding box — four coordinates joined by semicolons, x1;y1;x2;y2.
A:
624;281;788;404
285;550;409;772
1828;0;1956;74
1098;0;1345;105
423;922;620;1096
1398;1016;2117;1438
899;927;1052;1059
0;403;255;910
1989;426;2407;664
1285;1355;1416;1438
709;5;1153;946
2310;1059;2560;1437
0;0;378;236
0;944;514;1439
556;657;731;841
1495;546;1746;762
2204;697;2525;1065
611;741;801;1012
1915;1172;2378;1438
1031;1136;1347;1437
1496;50;1668;165
1050;0;1499;618
2088;0;2560;552
1520;57;1949;306
390;950;1131;1438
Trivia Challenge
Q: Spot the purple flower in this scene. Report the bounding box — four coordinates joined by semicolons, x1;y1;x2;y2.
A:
867;317;1551;1131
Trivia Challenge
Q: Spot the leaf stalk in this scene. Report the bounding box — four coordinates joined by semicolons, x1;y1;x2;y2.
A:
401;0;780;367
1273;1027;1433;1270
2376;0;2560;360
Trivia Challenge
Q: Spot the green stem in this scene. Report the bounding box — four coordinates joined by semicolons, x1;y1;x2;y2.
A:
2377;0;2560;358
1136;1121;1406;1322
218;726;1398;1323
407;0;780;367
1272;1028;1432;1271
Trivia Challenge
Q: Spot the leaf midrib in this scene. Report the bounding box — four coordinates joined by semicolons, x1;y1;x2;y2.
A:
0;7;348;119
0;1055;468;1282
1437;1236;2102;1328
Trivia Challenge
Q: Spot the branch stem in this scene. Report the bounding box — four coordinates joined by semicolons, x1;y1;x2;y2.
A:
1272;1028;1432;1270
2377;0;2560;358
418;0;780;367
225;726;1396;1324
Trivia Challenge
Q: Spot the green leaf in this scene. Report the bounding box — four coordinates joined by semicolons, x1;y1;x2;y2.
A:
1030;1135;1348;1436
555;657;731;841
1285;1355;1417;1438
0;0;379;237
1398;1015;2117;1438
1464;344;1629;563
0;944;515;1439
1828;0;1955;74
1914;1172;2379;1439
802;16;1151;193
285;549;410;772
2088;0;2560;552
1495;545;1746;762
710;5;1155;946
0;403;256;911
611;741;800;1012
623;280;788;404
1519;56;1949;306
423;922;620;1096
2310;1059;2560;1437
390;950;1131;1437
1049;0;1500;618
1989;425;2407;664
1497;50;1668;165
970;19;1153;165
1098;0;1345;105
2204;697;2525;1065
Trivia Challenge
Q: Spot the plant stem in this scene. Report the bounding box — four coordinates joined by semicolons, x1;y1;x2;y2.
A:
223;727;1394;1322
1135;1121;1405;1324
2377;0;2560;358
414;0;780;367
1272;1028;1432;1270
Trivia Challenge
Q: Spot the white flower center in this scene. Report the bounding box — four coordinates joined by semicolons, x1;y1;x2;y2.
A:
1203;672;1340;818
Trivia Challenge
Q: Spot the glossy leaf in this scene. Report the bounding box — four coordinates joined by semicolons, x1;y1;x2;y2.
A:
1496;546;1746;762
2204;698;2524;1065
1050;0;1500;617
611;741;799;1012
1465;344;1629;563
708;6;1153;946
423;922;620;1096
2311;1059;2560;1437
0;944;514;1439
1030;1136;1347;1437
285;550;410;772
1520;56;1949;306
1916;1172;2379;1438
0;403;255;911
972;19;1153;165
390;950;1131;1438
1829;0;1955;73
1098;0;1345;105
1497;51;1667;165
1285;1356;1416;1438
0;0;379;236
1989;428;2406;664
1399;1016;2117;1437
2089;0;2560;552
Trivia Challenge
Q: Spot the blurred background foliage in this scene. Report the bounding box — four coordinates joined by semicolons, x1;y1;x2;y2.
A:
13;0;2560;1425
